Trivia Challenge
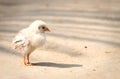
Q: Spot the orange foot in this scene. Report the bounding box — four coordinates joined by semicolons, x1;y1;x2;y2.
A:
24;62;32;66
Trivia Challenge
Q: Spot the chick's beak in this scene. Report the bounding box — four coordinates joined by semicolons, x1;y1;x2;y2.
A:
44;27;50;32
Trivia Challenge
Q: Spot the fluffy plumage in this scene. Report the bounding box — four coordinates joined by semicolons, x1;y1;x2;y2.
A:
12;20;50;66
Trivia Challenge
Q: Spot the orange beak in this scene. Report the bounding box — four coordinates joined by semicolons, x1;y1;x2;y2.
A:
45;27;50;32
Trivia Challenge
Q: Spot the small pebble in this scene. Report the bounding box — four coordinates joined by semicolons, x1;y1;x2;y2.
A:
84;46;87;48
93;69;96;71
105;52;111;53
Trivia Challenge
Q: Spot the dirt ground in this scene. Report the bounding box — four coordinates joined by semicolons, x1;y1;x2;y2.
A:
0;0;120;79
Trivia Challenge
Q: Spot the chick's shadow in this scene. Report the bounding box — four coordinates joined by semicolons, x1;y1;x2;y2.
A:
32;62;82;68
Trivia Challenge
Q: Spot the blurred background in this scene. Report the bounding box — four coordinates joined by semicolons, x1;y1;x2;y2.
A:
0;0;120;79
0;0;120;46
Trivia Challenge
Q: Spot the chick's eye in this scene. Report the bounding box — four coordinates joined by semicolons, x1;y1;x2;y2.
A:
42;26;45;29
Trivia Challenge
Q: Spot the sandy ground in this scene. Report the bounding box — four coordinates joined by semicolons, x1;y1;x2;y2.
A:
0;0;120;79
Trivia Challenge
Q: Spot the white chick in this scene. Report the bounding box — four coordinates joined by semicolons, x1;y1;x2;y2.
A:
12;20;50;66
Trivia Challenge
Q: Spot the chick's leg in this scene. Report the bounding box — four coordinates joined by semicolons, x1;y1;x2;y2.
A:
24;53;32;66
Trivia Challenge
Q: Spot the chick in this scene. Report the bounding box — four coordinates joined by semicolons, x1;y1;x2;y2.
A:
12;20;50;66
